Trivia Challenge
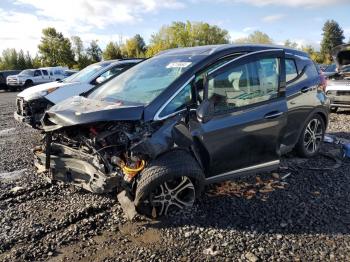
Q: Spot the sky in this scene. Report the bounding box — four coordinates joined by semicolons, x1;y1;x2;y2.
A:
0;0;349;55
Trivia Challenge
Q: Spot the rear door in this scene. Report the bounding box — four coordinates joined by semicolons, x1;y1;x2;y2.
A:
41;70;50;83
191;49;288;178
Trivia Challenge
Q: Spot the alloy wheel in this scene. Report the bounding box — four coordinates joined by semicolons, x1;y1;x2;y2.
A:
145;176;196;216
303;118;323;154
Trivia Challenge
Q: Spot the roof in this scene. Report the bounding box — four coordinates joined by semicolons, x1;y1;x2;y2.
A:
157;44;309;58
97;58;144;67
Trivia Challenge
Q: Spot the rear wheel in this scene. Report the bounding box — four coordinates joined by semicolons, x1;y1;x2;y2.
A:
296;114;325;158
134;150;204;217
330;107;338;113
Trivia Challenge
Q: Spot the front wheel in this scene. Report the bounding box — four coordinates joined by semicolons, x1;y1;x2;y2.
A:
296;114;325;158
134;150;204;217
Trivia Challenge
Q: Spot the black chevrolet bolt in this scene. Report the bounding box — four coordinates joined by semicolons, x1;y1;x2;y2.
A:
35;44;330;218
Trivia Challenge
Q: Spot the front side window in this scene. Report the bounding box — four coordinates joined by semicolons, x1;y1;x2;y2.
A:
63;64;106;83
99;65;130;80
208;58;280;113
159;84;192;118
34;70;42;77
42;70;48;76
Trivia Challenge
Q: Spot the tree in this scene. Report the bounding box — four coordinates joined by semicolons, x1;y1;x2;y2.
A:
103;41;122;60
25;51;34;68
301;45;325;64
87;40;102;63
146;21;230;56
235;31;273;44
320;20;345;62
38;27;75;67
121;34;146;58
71;36;92;69
1;49;18;70
284;39;298;49
17;50;27;70
71;36;84;61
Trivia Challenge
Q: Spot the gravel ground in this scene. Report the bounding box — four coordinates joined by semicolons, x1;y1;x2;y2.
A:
0;91;349;261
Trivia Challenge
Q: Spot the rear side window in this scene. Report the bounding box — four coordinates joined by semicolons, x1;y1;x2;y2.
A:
285;59;298;82
42;70;48;76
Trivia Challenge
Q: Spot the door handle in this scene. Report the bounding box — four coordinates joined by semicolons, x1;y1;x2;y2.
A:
301;86;311;93
264;111;283;119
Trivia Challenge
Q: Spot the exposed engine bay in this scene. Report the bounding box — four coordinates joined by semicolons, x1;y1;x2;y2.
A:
34;120;175;194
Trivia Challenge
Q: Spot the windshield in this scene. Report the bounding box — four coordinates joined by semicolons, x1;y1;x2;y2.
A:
19;69;34;76
63;63;107;83
89;54;205;105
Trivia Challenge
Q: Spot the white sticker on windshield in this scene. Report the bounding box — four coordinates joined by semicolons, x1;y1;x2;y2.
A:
166;62;192;68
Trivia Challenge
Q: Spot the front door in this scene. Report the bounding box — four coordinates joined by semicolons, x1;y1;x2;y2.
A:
190;50;288;178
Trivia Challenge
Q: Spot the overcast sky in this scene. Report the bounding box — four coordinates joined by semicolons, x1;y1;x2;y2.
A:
0;0;349;55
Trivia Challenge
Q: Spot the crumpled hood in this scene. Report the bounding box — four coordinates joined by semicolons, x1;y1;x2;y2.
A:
41;96;144;131
18;81;72;100
332;44;350;72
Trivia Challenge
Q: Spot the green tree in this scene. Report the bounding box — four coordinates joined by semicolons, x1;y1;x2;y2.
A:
121;34;146;58
71;36;84;60
38;27;75;67
147;21;230;56
1;49;18;70
235;31;273;44
32;54;42;68
284;39;298;49
25;51;34;68
320;20;345;62
87;40;102;63
103;41;122;60
17;50;27;70
301;45;325;64
71;36;92;69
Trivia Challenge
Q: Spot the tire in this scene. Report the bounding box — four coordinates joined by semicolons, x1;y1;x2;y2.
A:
296;114;325;158
23;80;33;90
330;107;338;113
134;150;205;217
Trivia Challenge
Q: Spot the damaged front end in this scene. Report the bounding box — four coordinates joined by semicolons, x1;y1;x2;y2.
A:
34;97;181;194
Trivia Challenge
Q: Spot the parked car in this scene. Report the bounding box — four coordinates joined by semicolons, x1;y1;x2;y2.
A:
0;70;21;91
7;67;67;91
322;63;337;78
34;44;329;217
63;69;79;78
14;59;143;128
325;44;350;113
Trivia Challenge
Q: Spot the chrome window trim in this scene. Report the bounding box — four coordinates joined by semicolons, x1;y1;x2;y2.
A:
154;75;195;121
205;160;280;183
207;49;284;76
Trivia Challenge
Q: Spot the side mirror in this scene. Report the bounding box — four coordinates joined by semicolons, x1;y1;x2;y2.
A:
95;76;106;84
196;99;214;123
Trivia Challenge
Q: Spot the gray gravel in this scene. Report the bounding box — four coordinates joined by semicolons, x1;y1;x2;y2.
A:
0;91;349;261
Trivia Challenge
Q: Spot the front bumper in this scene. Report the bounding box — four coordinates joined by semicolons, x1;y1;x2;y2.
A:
14;97;52;128
327;91;350;108
34;142;120;193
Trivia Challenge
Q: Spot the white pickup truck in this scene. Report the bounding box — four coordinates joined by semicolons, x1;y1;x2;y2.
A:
7;67;67;91
325;44;350;113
